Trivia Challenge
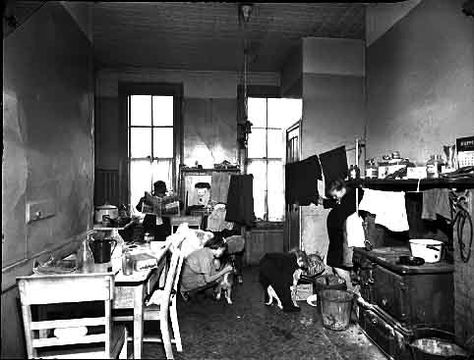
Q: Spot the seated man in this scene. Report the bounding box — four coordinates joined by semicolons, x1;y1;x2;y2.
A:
180;241;233;301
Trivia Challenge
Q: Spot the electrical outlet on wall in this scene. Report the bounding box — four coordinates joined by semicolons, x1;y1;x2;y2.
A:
26;200;56;223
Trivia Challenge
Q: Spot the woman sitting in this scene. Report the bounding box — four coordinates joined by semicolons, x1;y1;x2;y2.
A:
179;241;233;301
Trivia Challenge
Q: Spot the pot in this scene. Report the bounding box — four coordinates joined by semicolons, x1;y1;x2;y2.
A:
94;204;119;224
409;239;443;263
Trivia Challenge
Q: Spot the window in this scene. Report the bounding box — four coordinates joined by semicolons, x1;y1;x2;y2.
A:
247;97;303;221
128;95;175;208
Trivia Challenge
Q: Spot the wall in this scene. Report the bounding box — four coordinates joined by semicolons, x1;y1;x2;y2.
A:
366;0;473;164
2;3;94;357
300;37;366;257
366;0;474;347
95;68;279;197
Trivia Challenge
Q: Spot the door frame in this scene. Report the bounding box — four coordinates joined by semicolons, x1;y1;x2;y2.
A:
285;119;302;251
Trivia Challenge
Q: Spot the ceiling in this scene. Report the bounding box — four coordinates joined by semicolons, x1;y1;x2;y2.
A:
92;2;366;72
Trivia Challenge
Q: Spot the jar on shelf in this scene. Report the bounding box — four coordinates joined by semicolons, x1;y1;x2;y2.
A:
365;159;377;179
426;155;444;179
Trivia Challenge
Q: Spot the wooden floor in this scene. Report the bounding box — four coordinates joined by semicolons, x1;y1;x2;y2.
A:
132;266;388;359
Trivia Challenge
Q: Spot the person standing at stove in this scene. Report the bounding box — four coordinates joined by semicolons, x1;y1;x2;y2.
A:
318;178;364;269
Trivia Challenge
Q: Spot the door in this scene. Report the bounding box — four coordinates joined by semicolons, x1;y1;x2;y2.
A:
284;120;302;251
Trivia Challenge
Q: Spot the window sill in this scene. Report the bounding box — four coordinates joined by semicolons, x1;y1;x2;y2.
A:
252;221;284;230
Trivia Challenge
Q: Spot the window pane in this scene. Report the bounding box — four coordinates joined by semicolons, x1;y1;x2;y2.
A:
130;128;151;158
248;98;266;127
130;95;151;126
268;98;302;129
267;129;284;159
153;96;174;126
151;160;173;193
247;128;266;158
247;160;267;221
130;160;153;212
267;161;285;221
153;128;174;158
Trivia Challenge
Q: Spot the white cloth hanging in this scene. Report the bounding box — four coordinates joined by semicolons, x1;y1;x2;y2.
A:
345;213;366;247
358;188;409;232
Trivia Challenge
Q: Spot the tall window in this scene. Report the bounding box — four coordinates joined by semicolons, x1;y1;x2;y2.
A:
128;95;174;208
247;97;303;221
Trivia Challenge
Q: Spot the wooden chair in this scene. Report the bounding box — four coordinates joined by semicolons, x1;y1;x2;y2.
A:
17;273;127;359
113;245;184;359
170;215;202;234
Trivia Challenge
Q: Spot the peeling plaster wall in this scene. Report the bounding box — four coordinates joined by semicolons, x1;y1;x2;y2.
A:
2;3;94;357
366;0;474;346
95;68;279;188
366;0;474;163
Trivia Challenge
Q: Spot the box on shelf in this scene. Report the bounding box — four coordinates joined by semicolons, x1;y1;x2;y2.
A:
406;167;428;179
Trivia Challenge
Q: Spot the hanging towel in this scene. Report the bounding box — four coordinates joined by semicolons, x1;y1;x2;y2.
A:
319;146;348;192
211;172;231;203
359;188;409;232
285;155;322;206
345;213;366;247
225;174;255;226
421;188;452;221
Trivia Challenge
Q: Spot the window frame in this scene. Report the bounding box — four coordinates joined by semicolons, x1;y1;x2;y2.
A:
118;82;183;204
247;97;286;222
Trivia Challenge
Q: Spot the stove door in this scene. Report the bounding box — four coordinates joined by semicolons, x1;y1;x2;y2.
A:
373;266;409;323
359;308;411;360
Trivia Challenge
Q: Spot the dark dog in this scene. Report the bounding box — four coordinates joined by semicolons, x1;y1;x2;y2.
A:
258;250;308;312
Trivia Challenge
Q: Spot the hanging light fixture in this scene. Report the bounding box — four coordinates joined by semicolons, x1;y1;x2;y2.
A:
238;3;254;150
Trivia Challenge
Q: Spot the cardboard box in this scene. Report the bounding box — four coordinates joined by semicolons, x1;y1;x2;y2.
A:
295;283;313;301
406;167;427;179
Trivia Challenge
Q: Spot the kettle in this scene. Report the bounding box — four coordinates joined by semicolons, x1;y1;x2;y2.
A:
94;204;119;224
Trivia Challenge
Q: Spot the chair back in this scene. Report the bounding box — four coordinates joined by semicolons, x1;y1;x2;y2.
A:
170;215;202;234
17;273;115;359
160;247;183;310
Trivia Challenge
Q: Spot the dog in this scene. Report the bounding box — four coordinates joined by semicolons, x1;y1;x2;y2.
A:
214;259;235;304
259;250;308;312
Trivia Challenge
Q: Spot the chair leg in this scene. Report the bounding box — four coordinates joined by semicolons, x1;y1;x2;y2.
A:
119;327;128;359
160;314;174;359
170;301;182;352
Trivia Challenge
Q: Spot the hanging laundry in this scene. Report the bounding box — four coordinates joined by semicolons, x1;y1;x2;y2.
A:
319;146;348;192
285;155;322;206
421;188;452;221
206;204;234;232
225;174;255;226
359;189;409;232
211;172;232;203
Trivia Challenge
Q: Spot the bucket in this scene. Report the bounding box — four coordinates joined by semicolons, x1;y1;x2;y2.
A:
314;274;347;307
409;239;443;263
408;328;470;360
320;289;354;331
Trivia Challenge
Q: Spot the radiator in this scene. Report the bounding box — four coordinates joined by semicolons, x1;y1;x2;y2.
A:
95;168;120;206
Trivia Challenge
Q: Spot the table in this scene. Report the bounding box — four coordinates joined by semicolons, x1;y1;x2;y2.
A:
37;243;169;360
91;244;169;359
114;245;168;359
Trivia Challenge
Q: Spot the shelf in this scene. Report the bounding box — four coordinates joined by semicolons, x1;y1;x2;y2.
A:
351;177;474;191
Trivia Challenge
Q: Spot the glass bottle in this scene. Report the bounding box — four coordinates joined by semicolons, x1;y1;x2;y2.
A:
77;238;94;273
122;248;133;276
